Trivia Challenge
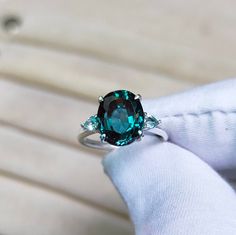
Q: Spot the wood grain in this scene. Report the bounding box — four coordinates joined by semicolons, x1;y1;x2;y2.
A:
0;0;235;83
0;42;192;100
0;123;128;217
0;173;133;235
0;78;96;149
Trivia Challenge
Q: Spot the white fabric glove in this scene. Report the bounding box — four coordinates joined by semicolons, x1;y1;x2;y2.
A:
103;79;236;235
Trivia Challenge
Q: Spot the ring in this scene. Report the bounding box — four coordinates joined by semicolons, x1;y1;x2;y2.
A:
78;90;168;151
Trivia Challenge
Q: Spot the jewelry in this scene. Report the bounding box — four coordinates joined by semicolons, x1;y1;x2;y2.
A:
79;90;168;151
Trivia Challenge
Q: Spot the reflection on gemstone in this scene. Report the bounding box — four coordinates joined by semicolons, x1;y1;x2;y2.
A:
97;90;144;146
111;107;133;134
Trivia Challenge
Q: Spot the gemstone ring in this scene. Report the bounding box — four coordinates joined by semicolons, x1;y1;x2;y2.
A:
78;90;168;151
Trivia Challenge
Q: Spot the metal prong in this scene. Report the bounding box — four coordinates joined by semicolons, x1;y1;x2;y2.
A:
137;130;144;141
100;134;106;142
138;130;144;137
98;96;104;103
134;94;142;100
80;123;85;129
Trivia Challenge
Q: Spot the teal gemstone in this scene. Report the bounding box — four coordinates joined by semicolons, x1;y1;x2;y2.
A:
81;115;99;131
144;115;160;129
97;90;144;146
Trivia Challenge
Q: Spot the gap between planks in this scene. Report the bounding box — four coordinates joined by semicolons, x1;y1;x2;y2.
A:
0;77;102;154
0;79;129;216
0;41;193;101
0;118;104;157
0;0;235;84
0;173;133;235
0;162;128;221
2;36;197;86
0;121;128;218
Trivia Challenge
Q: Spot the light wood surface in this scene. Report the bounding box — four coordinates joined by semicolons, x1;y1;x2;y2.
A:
0;0;235;234
0;174;132;235
0;0;236;84
0;78;96;150
0;42;192;100
0;123;126;216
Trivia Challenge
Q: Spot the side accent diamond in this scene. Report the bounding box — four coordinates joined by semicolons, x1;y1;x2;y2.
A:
81;115;99;131
144;115;161;130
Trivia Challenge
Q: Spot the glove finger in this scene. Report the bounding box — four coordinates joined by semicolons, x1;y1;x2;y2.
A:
143;78;236;175
103;136;236;235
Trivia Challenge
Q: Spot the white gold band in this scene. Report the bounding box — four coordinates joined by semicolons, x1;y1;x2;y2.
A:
78;128;168;151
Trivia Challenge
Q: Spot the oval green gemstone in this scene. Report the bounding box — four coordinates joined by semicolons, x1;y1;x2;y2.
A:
97;90;144;146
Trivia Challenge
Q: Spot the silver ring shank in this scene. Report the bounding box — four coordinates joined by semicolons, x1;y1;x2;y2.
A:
78;131;116;151
78;128;168;151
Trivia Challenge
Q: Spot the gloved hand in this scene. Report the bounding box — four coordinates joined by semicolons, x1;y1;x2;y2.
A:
102;79;236;235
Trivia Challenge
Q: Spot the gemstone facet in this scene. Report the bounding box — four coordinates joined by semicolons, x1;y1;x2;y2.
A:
81;115;99;131
144;115;160;129
97;90;144;146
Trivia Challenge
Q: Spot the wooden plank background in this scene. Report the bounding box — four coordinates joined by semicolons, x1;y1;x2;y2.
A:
0;0;235;234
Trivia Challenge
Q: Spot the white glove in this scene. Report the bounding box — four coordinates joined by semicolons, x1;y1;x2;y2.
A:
103;79;236;235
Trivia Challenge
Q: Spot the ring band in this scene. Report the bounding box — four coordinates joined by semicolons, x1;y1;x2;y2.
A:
78;90;168;151
79;128;168;151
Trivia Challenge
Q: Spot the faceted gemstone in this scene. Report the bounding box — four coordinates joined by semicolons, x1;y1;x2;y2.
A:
144;115;160;129
97;90;144;146
81;115;99;131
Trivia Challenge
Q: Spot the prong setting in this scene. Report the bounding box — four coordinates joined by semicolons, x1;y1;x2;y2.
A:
138;130;144;136
98;96;104;103
79;90;168;149
134;94;142;100
100;133;106;142
80;123;85;129
137;130;144;141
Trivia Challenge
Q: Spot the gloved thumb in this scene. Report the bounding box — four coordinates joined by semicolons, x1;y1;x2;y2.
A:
142;78;236;175
103;136;236;235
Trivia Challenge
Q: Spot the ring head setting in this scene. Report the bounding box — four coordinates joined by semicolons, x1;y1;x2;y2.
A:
80;90;165;149
97;90;144;146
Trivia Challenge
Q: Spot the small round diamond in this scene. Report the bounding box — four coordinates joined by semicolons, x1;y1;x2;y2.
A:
97;90;144;146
